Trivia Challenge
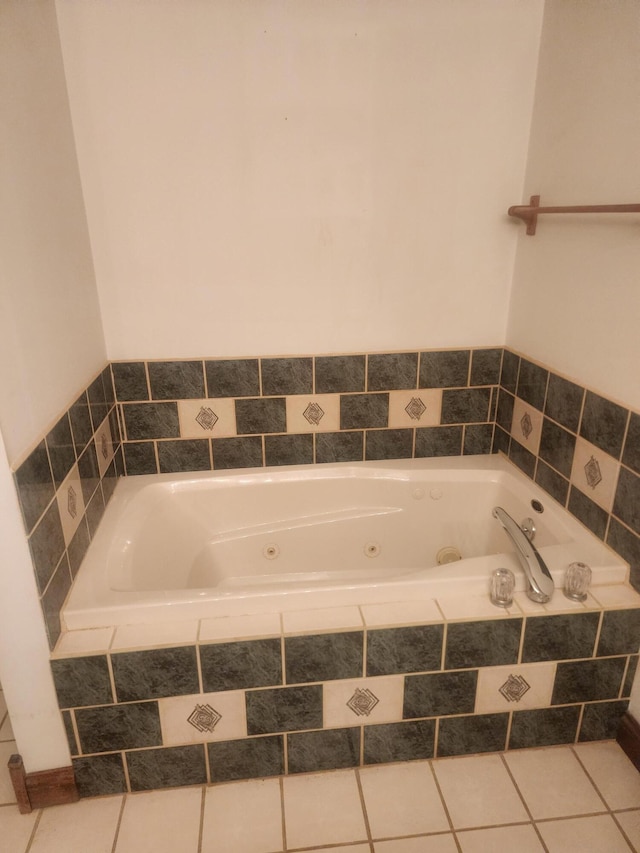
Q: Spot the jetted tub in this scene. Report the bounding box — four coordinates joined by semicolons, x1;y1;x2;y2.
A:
63;456;628;629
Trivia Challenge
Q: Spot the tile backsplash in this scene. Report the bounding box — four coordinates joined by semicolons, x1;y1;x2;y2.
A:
12;366;123;649
10;346;640;651
114;349;501;475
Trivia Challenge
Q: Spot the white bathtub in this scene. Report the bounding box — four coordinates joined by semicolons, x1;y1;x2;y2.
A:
63;456;628;629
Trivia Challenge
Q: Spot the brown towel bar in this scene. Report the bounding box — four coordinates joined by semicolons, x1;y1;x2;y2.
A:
508;195;640;235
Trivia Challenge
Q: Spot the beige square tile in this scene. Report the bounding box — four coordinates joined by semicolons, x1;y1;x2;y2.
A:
589;584;640;608
512;591;547;614
360;600;443;627
614;810;640;850
475;662;556;714
537;813;631;852
178;398;237;439
543;592;600;613
511;397;543;456
111;621;199;651
437;595;516;620
0;741;18;804
457;823;544;853
504;747;605;819
202;778;283;853
0;691;6;719
199;613;282;643
283;606;363;635
309;847;370;853
360;761;449;838
0;805;39;853
115;787;202;852
574;742;640;810
283;770;367;849
54;627;114;656
285;394;340;433
324;675;404;728
570;437;620;513
433;754;528;829
56;464;86;547
95;414;116;478
388;389;442;429
160;690;246;745
375;836;458;852
30;795;123;853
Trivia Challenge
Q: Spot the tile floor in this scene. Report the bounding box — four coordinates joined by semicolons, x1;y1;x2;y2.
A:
2;684;640;851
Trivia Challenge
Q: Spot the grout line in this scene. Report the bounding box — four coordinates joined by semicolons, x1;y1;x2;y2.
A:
611;811;639;853
353;767;374;850
197;784;206;853
427;759;461;851
110;790;128;853
570;743;615;812
498;752;550;852
279;775;288;851
24;808;44;853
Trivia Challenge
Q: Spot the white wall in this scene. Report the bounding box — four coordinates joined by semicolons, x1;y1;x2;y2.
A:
507;0;640;410
56;0;544;360
0;0;106;465
0;0;106;772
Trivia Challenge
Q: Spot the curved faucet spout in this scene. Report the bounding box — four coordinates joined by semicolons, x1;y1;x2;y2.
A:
492;506;555;603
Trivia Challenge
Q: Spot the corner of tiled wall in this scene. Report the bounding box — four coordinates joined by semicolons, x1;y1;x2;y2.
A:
494;348;640;593
12;365;123;649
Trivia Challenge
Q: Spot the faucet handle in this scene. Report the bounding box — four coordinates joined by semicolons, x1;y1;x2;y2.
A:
490;568;515;608
564;562;591;602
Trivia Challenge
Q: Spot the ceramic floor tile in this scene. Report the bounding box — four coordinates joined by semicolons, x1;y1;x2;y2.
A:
573;742;640;810
29;795;123;853
504;747;605;819
537;813;632;852
374;834;458;852
359;761;449;839
305;847;370;853
0;804;39;852
457;823;544;852
0;741;18;804
283;769;367;849
202;778;282;853
614;809;640;849
433;754;528;829
114;787;202;852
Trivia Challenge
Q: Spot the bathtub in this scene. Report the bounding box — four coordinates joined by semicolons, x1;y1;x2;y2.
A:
62;456;628;629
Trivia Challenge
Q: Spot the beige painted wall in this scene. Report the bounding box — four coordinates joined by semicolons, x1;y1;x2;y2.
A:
0;0;104;772
0;0;106;465
507;0;640;410
56;0;544;360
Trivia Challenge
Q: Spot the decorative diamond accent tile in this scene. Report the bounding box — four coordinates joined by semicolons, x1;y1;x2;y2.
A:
303;402;325;426
67;486;77;519
520;412;533;440
195;406;219;431
584;455;603;489
498;674;531;703
346;687;379;717
405;397;427;421
187;703;222;733
100;432;109;460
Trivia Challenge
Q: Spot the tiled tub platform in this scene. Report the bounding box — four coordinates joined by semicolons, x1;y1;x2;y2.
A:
51;586;640;798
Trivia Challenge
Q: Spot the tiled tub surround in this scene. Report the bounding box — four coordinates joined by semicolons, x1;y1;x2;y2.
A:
495;349;640;592
112;349;502;476
50;589;640;797
12;366;123;649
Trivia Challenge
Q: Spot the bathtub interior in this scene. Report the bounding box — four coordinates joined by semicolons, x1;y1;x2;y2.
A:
113;468;568;593
62;457;629;630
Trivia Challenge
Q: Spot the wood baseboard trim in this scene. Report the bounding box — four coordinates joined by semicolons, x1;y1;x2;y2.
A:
617;712;640;772
8;755;79;814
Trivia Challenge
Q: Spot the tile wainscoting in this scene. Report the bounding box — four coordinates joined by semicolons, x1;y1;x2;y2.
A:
11;366;123;649
50;591;640;796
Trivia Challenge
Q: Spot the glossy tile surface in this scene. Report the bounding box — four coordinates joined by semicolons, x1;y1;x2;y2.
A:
2;734;640;852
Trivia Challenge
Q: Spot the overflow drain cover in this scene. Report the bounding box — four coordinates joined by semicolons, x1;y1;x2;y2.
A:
263;544;280;560
436;546;462;565
364;543;381;558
